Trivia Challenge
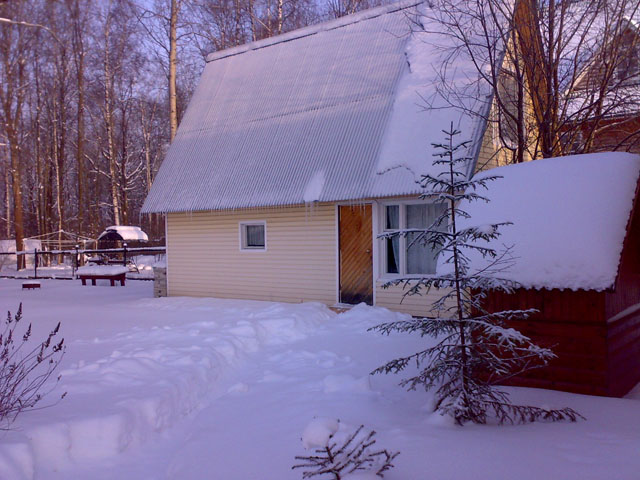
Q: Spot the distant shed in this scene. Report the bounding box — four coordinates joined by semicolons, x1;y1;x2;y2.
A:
464;152;640;396
97;226;149;249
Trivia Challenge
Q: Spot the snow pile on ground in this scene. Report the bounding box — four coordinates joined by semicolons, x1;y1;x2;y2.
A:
0;282;639;480
129;255;164;278
301;417;340;449
0;281;331;479
458;152;640;291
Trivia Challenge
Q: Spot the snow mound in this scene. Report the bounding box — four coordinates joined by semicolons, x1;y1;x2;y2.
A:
342;473;381;480
0;296;334;478
323;374;371;394
301;418;340;449
457;152;640;291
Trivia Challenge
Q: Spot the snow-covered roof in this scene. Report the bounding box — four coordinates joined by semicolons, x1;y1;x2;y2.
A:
461;152;640;291
142;1;489;214
99;226;149;242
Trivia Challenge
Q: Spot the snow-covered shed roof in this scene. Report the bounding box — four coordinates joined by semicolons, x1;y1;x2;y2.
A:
461;152;640;291
142;1;489;214
98;226;149;242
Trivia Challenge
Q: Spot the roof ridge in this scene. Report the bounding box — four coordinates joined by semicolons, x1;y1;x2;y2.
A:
205;0;423;63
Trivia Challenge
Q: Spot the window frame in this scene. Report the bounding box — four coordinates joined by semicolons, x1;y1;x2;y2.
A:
379;200;445;279
239;221;267;251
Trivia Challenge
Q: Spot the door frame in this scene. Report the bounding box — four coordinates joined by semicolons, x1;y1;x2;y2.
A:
334;201;379;306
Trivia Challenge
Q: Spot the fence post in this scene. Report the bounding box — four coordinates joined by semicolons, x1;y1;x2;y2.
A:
34;248;38;279
123;242;127;266
72;245;79;279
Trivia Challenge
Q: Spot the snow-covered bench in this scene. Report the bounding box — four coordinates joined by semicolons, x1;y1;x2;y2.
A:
77;266;128;287
22;281;41;290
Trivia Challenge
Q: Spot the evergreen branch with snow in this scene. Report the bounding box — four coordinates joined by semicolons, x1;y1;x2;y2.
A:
371;125;583;425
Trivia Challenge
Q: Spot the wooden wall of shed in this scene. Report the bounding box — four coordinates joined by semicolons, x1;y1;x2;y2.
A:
605;179;640;396
605;184;640;319
607;307;640;396
482;288;609;396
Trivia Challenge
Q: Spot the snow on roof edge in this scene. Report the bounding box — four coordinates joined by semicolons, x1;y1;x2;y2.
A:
460;152;640;292
142;188;424;215
205;0;423;63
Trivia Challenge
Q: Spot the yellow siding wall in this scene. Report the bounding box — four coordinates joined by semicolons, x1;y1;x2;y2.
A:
475;119;503;172
375;281;449;317
166;205;336;304
167;203;450;317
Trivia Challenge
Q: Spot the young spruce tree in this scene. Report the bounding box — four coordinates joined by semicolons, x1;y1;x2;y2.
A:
371;125;582;425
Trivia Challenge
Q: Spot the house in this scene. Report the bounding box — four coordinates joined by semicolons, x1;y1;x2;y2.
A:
464;152;640;397
142;1;503;316
566;14;640;153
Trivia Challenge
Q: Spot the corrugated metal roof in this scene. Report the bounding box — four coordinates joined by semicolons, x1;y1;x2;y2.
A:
142;1;488;214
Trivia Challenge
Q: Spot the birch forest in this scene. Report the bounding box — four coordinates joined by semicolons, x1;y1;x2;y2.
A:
0;0;387;250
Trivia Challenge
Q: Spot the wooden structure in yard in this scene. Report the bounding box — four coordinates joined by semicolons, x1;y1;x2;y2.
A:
22;281;41;290
471;153;640;397
77;266;129;287
79;272;126;287
97;226;149;250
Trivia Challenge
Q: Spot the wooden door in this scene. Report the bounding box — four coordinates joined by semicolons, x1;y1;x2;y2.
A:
339;205;373;305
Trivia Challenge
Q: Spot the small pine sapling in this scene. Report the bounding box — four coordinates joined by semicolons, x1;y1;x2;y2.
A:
293;421;399;479
0;303;66;428
371;125;583;425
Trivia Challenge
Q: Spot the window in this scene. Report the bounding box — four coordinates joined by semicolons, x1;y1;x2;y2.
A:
497;69;520;148
382;203;446;276
616;52;640;86
240;222;266;250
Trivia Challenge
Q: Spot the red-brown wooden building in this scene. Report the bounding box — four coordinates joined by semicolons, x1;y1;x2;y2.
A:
468;152;640;397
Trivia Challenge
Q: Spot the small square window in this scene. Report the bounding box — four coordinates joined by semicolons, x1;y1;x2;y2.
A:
240;222;266;250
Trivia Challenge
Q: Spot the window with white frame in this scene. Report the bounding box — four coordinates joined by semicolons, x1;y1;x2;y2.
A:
240;222;266;250
382;203;446;276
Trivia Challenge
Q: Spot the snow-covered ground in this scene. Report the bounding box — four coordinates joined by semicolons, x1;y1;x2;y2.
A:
0;279;638;479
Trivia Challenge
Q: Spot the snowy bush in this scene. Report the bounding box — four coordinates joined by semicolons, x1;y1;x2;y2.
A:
371;126;583;425
292;419;399;479
0;304;66;428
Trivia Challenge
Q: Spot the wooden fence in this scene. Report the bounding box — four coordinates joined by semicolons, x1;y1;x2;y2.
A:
0;246;166;279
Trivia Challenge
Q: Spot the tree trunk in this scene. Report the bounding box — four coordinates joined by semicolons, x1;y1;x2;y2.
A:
169;0;179;142
277;0;283;34
4;162;10;239
72;0;87;234
103;6;121;226
9;138;24;269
